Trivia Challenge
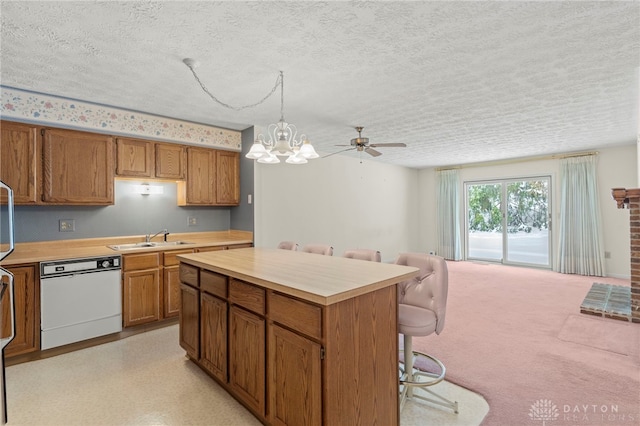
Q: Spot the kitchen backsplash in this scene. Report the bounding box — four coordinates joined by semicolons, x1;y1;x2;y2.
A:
14;180;231;243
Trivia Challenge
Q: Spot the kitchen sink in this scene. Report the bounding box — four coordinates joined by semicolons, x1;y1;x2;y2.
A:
107;241;194;251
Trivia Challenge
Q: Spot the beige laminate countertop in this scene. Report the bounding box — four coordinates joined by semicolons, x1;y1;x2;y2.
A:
0;230;253;266
178;247;419;306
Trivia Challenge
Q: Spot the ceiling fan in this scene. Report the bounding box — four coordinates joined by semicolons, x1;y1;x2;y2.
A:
324;127;407;158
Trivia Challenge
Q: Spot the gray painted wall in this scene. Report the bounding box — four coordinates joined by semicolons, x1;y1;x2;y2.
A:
229;127;255;233
14;180;231;243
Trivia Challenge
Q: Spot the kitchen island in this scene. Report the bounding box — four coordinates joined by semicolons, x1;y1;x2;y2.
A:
177;247;418;426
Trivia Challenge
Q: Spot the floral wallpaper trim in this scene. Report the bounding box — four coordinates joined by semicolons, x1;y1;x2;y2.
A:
0;87;241;150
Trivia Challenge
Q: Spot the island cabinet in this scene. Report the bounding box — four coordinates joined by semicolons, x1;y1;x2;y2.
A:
228;279;266;415
177;248;418;426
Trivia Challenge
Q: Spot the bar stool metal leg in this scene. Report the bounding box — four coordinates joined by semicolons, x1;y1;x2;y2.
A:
399;336;459;414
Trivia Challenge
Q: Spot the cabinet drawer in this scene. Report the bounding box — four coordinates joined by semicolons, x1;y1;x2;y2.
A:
180;264;199;287
269;292;322;340
229;279;265;315
201;270;227;299
196;246;225;253
227;243;253;250
123;252;160;271
164;249;195;266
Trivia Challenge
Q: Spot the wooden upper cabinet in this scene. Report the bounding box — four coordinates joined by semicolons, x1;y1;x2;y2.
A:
42;128;114;205
216;150;240;205
115;137;153;177
178;147;216;205
0;121;41;204
155;143;185;179
116;139;185;180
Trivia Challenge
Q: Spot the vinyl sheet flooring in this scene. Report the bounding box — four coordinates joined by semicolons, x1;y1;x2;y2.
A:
6;325;488;425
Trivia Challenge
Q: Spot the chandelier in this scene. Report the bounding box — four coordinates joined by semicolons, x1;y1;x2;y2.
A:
183;59;318;165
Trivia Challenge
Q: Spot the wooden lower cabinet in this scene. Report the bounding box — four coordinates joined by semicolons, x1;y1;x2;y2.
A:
229;305;265;416
163;249;194;319
268;324;322;426
200;292;227;382
179;262;398;426
163;267;181;318
179;283;199;359
123;268;161;327
0;265;39;357
123;249;196;327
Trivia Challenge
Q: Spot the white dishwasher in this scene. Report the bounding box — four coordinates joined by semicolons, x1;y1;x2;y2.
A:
40;255;122;350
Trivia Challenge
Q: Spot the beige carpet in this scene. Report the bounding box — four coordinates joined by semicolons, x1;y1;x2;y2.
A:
410;261;640;426
558;314;639;356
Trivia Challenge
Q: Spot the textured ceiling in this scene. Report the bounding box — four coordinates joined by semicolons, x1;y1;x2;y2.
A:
1;1;639;169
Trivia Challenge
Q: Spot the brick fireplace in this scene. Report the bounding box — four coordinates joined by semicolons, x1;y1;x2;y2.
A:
611;187;640;323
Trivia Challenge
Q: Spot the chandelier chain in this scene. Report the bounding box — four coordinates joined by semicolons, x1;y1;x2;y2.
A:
185;63;282;112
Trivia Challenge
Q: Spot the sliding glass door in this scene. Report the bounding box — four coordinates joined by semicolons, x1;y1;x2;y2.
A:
466;177;550;267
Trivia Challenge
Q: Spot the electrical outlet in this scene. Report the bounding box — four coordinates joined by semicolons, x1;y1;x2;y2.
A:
188;216;197;226
59;219;75;232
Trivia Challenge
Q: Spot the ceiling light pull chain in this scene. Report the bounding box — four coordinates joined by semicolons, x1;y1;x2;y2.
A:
279;71;285;122
183;58;281;111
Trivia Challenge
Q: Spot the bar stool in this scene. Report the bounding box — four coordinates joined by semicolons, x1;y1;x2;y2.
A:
395;252;458;413
277;241;298;250
343;248;381;262
301;244;333;256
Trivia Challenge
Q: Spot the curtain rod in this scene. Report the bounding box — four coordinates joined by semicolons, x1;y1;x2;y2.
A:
435;151;599;172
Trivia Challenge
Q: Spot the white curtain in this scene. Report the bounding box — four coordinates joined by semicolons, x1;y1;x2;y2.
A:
437;169;461;260
558;155;605;276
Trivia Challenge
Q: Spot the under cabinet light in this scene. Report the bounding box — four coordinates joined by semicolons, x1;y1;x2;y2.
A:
131;183;164;195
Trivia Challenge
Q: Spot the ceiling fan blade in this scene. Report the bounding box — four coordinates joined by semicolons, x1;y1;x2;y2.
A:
322;147;356;158
369;143;407;148
365;147;382;157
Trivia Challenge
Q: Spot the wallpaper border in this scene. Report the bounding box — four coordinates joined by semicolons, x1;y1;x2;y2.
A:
1;86;241;150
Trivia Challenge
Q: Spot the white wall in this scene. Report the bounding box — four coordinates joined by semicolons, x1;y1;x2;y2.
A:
253;154;419;262
418;144;637;278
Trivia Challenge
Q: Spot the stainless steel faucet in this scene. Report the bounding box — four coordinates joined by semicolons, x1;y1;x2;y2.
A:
146;228;169;243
